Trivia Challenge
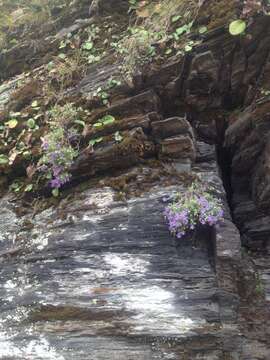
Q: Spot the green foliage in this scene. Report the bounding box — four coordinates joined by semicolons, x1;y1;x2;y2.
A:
229;19;246;36
9;180;24;193
173;21;193;40
27;118;37;129
260;88;270;96
115;0;198;80
37;103;81;195
5;119;18;129
93;115;116;128
117;26;156;79
81;24;105;64
0;154;9;165
164;181;224;239
93;78;121;105
0;0;72;50
128;0;139;12
89;137;103;146
114;131;123;142
48;103;80;127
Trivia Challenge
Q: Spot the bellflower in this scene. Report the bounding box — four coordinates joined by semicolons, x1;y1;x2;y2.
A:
164;182;224;239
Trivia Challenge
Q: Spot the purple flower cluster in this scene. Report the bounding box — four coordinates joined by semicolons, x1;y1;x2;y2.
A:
164;183;224;239
50;170;70;188
39;128;78;191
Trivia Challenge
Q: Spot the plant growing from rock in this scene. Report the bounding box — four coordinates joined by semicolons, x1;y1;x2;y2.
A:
117;0;197;80
164;181;224;239
38;103;81;196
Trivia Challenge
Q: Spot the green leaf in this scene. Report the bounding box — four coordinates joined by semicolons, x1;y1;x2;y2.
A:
83;41;94;50
175;25;188;36
10;181;23;193
6;119;18;129
31;100;38;108
114;131;123;142
10;38;18;45
22;151;31;159
47;61;54;70
59;40;67;49
52;188;59;197
25;184;33;192
184;44;193;52
27;118;36;129
165;48;173;55
229;20;246;36
58;53;66;59
172;15;181;23
101;115;115;125
0;154;9;165
93;122;103;128
199;26;208;34
101;92;109;99
74;119;86;127
89;137;103;146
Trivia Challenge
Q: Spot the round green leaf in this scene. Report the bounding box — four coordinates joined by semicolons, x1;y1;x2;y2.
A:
52;188;59;197
83;42;93;50
58;53;66;59
229;20;246;36
27;118;36;129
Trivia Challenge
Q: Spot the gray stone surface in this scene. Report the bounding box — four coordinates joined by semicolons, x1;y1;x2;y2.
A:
0;150;246;359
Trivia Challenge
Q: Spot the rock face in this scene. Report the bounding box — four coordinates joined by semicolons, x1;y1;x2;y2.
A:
0;0;270;358
0;146;244;359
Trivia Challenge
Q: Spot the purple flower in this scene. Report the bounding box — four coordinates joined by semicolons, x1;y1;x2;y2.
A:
164;182;224;240
41;139;49;151
38;164;48;172
50;178;62;189
52;165;64;177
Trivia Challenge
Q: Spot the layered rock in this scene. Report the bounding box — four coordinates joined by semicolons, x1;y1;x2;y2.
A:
0;0;270;358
